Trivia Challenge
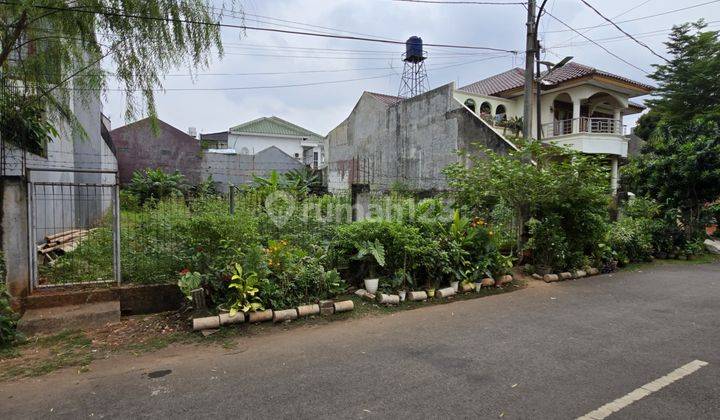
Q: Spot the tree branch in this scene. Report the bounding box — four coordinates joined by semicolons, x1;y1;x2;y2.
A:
0;9;28;68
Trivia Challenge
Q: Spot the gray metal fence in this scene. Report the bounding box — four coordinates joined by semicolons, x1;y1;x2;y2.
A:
27;168;120;291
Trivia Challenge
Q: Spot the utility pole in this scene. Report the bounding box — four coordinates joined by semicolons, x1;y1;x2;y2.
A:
523;0;537;141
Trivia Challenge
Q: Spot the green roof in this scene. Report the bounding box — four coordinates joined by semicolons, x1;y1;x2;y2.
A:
229;116;322;139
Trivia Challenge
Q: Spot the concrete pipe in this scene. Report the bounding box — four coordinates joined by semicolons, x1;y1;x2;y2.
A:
543;274;559;283
377;293;400;305
435;287;456;298
407;291;428;301
247;309;274;323
297;304;320;317
193;316;220;331
273;309;298;323
333;300;354;313
219;312;245;326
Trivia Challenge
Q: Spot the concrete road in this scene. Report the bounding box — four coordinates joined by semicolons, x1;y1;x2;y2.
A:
1;262;719;419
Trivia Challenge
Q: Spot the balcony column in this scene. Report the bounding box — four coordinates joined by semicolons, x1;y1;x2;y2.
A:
613;109;622;134
610;156;619;195
572;97;582;133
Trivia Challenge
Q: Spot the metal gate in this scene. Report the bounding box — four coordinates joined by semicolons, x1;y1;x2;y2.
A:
27;168;120;292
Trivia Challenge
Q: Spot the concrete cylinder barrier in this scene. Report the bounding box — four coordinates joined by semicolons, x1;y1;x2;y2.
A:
193;316;220;331
273;308;298;323
247;309;274;323
297;304;320;317
333;300;354;313
219;312;245;326
435;287;456;298
407;291;428;301
377;293;400;305
543;274;559;283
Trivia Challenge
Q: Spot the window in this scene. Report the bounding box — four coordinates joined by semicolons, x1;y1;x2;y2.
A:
464;98;476;113
495;105;507;123
480;102;492;115
313;151;319;168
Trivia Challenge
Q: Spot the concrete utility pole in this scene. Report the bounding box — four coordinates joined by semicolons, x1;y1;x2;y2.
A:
523;0;537;140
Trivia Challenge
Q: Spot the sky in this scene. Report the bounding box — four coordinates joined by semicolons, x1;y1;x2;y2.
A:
103;0;720;136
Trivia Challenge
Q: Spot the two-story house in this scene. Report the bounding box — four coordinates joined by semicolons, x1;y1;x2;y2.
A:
454;62;653;192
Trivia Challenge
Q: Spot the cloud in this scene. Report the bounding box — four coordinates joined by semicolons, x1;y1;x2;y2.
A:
103;0;720;134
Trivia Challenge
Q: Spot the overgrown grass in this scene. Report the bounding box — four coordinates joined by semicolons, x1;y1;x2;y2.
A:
0;330;93;380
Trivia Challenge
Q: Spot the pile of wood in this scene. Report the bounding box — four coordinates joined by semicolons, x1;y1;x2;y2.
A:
37;229;93;264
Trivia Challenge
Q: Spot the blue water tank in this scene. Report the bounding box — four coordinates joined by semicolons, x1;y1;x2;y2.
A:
405;36;424;62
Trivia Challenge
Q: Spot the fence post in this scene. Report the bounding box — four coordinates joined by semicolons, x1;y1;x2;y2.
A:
113;173;122;285
229;184;235;215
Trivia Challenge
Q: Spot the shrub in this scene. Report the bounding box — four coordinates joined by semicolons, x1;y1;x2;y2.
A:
0;284;19;347
524;216;569;271
127;168;188;204
328;219;442;286
608;218;654;265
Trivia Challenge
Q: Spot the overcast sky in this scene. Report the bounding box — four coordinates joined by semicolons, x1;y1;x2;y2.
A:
103;0;720;135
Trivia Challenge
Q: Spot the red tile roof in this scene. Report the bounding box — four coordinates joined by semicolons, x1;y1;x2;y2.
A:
367;91;403;106
459;62;653;96
459;68;526;96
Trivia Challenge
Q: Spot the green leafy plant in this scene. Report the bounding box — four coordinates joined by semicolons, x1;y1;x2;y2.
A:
128;169;188;205
0;284;19;347
352;239;386;278
227;264;264;316
177;270;203;301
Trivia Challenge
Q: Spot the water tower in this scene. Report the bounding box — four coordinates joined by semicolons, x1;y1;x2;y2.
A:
397;36;429;99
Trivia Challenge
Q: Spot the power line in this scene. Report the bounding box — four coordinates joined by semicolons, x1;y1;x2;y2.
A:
3;2;518;53
543;0;720;33
557;0;652;45
549;20;720;48
577;0;669;63
392;0;524;4
542;10;649;73
89;54;514;92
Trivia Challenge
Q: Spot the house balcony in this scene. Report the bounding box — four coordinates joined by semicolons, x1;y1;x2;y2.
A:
541;117;628;157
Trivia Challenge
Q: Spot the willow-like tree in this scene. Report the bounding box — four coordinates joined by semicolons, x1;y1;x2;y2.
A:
0;1;236;146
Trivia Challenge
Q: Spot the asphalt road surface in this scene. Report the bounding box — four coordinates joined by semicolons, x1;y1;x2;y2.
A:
1;262;719;419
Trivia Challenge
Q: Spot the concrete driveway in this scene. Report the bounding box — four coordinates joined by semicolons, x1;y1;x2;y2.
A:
1;262;719;419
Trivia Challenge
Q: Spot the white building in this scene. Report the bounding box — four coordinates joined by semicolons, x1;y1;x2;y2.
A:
453;62;653;193
200;116;325;169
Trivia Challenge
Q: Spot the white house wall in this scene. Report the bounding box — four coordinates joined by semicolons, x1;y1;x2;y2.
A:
228;133;307;160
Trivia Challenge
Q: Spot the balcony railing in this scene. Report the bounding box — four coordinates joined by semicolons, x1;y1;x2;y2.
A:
542;117;626;138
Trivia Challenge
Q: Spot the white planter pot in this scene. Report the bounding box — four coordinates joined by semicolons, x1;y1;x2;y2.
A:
450;281;460;292
398;290;407;301
364;278;379;294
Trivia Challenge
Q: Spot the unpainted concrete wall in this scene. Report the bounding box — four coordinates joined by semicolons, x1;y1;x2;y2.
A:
201;146;305;192
325;83;515;193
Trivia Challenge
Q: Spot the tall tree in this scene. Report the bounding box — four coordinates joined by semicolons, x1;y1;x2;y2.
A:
643;21;720;130
625;21;720;235
0;1;237;144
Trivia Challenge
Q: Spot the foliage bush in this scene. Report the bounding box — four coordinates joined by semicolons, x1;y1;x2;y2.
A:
127;168;188;205
445;142;611;271
0;284;19;347
608;218;654;265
